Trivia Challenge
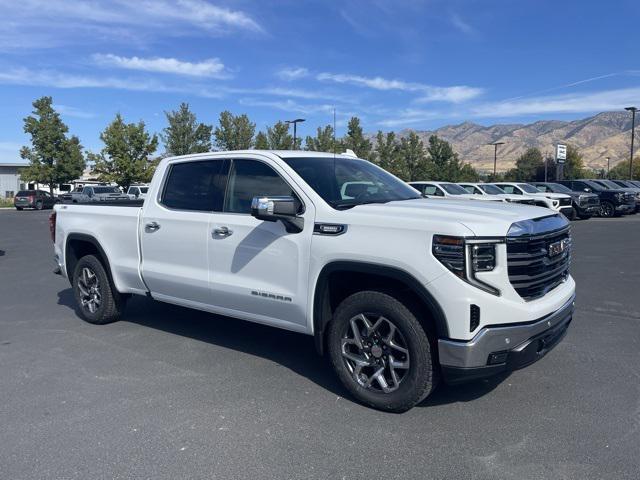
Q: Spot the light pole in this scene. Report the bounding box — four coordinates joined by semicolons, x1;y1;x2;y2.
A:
625;107;637;180
489;141;505;178
285;118;305;150
606;156;610;178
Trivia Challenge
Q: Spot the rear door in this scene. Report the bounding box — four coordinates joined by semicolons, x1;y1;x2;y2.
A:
140;158;228;306
207;157;315;328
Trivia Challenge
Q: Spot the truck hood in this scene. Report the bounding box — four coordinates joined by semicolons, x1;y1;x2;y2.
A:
531;192;571;199
349;198;555;237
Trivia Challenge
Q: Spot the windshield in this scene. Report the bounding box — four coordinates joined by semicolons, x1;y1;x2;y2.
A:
93;187;121;194
517;183;540;193
601;179;625;189
545;183;572;193
140;187;149;193
283;157;420;209
479;184;505;194
440;183;468;195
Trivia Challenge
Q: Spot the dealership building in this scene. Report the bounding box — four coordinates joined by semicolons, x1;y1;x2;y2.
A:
0;163;28;199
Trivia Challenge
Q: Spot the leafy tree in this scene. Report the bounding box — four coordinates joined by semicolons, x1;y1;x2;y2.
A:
457;162;481;182
162;102;212;156
89;114;159;189
608;157;640;179
305;125;336;152
398;131;430;181
562;145;585;179
513;147;544;181
263;121;300;149
373;131;402;176
254;131;269;149
20;96;85;193
342;117;372;159
214;111;255;150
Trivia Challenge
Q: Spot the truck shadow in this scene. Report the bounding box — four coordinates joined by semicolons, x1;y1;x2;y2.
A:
57;288;507;408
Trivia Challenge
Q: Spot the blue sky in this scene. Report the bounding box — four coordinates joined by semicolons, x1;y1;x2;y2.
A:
1;0;639;162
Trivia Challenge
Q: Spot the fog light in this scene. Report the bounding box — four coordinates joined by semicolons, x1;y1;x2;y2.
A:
470;304;480;332
487;352;509;365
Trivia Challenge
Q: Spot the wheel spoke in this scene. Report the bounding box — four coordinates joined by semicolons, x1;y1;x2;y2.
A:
348;317;365;349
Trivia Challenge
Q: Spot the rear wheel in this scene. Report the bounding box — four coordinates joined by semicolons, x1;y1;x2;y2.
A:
15;207;23;211
328;291;437;412
73;255;125;324
599;201;615;218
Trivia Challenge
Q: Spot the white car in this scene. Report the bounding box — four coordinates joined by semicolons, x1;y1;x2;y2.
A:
459;183;539;206
126;185;149;200
494;182;573;215
51;150;575;412
409;181;503;201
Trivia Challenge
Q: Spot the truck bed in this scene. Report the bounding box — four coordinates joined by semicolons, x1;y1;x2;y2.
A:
59;199;145;207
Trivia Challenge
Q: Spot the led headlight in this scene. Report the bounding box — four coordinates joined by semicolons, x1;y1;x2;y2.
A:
432;235;500;295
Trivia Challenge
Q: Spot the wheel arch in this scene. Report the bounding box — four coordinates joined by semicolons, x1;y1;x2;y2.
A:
312;261;448;355
65;233;117;292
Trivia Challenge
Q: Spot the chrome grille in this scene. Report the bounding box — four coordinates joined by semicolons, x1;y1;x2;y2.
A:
507;226;571;301
559;197;572;206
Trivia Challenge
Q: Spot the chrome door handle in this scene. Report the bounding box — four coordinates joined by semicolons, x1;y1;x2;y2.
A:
145;221;160;231
213;226;233;237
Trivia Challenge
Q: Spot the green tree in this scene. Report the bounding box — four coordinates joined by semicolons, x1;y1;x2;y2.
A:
162;102;212;156
264;121;297;149
254;131;269;149
608;157;640;179
373;131;402;176
20;96;85;194
398;131;430;181
514;147;544;181
457;163;481;182
89;113;159;189
214;111;255;150
342;117;372;159
562;145;585;179
305;125;336;152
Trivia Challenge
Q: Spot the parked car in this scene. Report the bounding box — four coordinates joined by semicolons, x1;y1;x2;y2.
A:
493;182;573;216
609;180;640;212
14;190;59;210
60;185;129;203
409;181;503;201
530;182;600;220
458;182;538;205
126;185;149;200
557;179;636;217
51;150;575;412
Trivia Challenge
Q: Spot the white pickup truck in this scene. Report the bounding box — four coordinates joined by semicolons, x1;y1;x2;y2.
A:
51;150;575;412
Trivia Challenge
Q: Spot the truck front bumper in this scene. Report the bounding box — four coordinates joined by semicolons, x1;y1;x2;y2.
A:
438;295;574;385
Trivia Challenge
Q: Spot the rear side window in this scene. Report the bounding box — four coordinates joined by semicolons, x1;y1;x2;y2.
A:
162;160;227;211
499;185;518;194
17;190;34;196
423;185;441;196
224;159;296;214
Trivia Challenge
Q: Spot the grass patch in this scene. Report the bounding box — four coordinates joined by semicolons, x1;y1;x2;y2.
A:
0;198;15;208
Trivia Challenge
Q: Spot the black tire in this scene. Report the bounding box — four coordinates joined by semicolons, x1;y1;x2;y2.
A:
327;291;438;412
15;207;23;211
35;200;43;210
564;208;577;221
599;201;616;218
577;213;592;220
73;255;125;324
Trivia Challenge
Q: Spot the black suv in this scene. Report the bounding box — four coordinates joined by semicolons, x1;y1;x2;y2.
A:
13;190;59;210
610;180;640;212
530;182;600;220
557;180;635;217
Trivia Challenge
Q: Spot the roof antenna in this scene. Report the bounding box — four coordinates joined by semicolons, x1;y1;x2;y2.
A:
333;107;337;157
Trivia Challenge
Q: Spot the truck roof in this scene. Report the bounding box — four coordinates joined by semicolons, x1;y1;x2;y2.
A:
163;150;359;162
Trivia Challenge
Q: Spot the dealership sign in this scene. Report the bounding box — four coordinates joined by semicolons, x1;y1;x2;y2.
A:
556;144;567;163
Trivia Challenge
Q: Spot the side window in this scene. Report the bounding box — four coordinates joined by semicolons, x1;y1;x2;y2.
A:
462;185;474;194
573;182;586;191
473;187;482;195
499;185;515;194
536;185;548;192
224;159;296;214
422;185;438;196
162;160;227;211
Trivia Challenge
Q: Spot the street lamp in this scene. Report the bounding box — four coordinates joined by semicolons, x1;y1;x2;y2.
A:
489;141;505;178
606;157;610;178
285;118;305;150
625;107;637;180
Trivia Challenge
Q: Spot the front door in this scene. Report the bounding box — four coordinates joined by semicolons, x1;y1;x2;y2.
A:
208;157;314;328
140;158;227;306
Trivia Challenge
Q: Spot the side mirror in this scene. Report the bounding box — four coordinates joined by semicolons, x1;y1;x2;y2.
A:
584;188;591;193
251;196;303;233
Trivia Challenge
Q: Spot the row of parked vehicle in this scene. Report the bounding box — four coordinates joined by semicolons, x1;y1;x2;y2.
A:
407;179;640;219
12;184;149;210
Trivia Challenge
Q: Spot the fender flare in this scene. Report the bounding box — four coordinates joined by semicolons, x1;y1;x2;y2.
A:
312;261;449;354
64;233;117;290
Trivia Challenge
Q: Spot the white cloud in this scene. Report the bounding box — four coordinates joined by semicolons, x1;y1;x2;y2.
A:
93;54;229;78
377;109;444;127
53;104;96;119
238;98;336;115
317;72;483;103
276;67;309;81
450;13;475;35
472;87;640;117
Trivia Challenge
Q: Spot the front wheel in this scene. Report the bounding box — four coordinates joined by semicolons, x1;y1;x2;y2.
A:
15;207;23;211
328;291;437;412
73;255;125;324
35;200;43;210
599;201;615;218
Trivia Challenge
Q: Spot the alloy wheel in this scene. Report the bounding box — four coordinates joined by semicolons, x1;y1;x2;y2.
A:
341;313;410;393
77;267;101;313
600;202;614;217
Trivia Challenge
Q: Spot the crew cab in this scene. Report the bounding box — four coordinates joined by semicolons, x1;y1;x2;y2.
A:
557;179;636;217
493;182;573;216
51;151;576;412
409;181;502;201
458;183;537;205
530;182;600;220
60;185;129;203
126;185;149;200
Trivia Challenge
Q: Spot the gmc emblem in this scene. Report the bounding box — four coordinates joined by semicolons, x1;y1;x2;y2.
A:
548;238;569;257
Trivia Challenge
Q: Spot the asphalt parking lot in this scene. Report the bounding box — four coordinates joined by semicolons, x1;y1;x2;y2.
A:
1;209;639;479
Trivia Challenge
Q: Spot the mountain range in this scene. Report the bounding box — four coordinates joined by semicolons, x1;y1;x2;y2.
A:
385;112;636;172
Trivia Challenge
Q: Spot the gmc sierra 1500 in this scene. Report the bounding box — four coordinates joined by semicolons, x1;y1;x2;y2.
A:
51;150;575;412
